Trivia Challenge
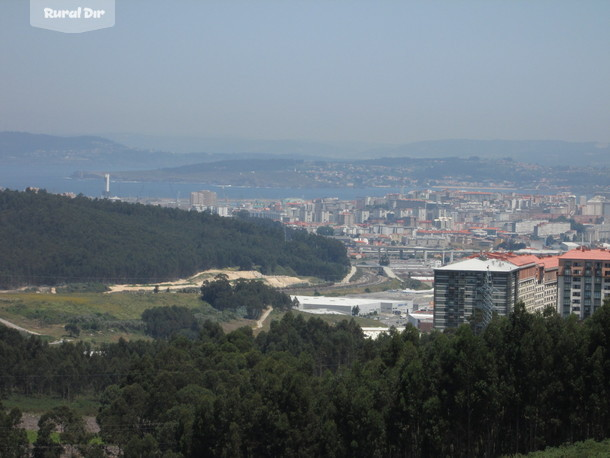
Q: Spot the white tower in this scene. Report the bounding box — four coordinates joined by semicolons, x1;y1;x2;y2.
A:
103;173;110;197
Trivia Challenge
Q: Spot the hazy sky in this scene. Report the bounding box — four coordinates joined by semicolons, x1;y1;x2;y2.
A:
1;0;609;145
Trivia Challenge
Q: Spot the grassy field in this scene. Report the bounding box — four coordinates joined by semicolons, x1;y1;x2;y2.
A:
0;291;221;343
0;288;389;344
0;291;206;321
221;317;258;334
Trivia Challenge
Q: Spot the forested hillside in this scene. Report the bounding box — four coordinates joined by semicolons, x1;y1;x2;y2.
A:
0;190;349;288
1;302;610;456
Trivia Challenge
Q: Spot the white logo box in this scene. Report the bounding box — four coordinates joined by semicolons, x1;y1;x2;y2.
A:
30;0;115;33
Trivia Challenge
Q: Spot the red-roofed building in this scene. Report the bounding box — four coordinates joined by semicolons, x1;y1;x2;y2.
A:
558;248;610;318
477;252;559;313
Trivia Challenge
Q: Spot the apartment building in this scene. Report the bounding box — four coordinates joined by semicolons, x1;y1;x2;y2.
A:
434;258;520;330
557;248;610;319
190;190;217;209
434;253;560;329
534;221;571;237
486;253;559;313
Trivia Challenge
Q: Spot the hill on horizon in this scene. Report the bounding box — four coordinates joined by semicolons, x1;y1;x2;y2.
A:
2;132;609;168
363;138;610;167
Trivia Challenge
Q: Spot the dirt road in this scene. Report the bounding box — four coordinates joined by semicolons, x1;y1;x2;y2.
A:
339;266;357;284
0;317;41;335
255;306;273;329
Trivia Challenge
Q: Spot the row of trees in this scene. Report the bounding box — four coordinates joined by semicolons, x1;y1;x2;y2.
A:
0;189;349;288
1;302;610;456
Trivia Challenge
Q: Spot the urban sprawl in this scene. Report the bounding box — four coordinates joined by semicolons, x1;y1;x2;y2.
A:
186;188;610;332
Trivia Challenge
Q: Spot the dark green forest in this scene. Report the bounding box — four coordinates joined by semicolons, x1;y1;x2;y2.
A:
0;189;349;288
2;301;610;457
200;275;295;319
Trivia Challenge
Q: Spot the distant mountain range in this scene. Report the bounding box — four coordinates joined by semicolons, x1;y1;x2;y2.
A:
2;132;609;194
103;132;356;159
0;132;284;169
364;139;610;167
0;132;121;153
104;133;610;167
2;131;609;168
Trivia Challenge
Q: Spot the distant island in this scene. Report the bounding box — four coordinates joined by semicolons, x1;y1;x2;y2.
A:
99;155;610;195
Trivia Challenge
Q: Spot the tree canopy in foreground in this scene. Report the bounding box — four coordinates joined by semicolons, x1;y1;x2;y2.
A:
1;300;610;456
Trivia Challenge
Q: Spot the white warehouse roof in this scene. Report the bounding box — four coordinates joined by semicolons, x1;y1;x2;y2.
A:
292;295;382;308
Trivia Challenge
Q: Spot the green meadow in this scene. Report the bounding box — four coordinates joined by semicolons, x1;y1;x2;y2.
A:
0;290;380;343
0;291;221;343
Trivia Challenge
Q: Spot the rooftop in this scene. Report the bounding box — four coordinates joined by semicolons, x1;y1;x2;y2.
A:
559;248;610;261
539;257;560;269
486;252;561;269
436;257;519;272
292;295;408;307
483;253;540;267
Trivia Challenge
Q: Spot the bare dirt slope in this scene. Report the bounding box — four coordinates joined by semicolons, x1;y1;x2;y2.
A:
107;268;309;293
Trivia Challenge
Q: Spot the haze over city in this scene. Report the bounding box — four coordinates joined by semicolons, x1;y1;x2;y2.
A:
1;0;609;151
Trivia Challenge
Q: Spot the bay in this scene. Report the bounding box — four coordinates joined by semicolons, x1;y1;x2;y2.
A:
0;165;405;201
